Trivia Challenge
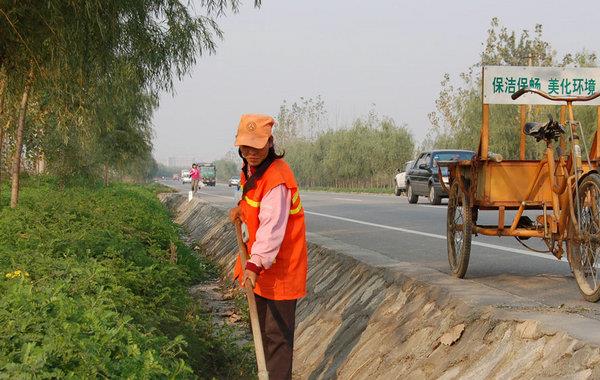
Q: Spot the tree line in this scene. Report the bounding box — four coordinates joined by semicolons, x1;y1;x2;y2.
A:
424;18;598;158
209;97;415;190
281;109;414;189
210;18;598;191
0;0;259;207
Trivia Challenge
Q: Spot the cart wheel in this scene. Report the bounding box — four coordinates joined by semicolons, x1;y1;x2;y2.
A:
447;181;472;278
567;173;600;302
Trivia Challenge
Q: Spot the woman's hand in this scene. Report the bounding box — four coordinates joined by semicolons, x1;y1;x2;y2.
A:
229;206;241;223
242;269;257;288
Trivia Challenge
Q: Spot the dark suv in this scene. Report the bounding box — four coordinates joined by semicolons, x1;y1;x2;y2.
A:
406;149;474;205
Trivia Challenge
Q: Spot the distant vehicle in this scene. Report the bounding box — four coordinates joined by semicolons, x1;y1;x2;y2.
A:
181;170;192;184
394;160;414;196
172;174;179;181
228;177;241;189
406;149;475;205
198;162;216;186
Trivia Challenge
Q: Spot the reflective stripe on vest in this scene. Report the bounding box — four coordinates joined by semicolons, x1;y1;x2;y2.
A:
290;200;302;215
243;190;303;214
244;195;260;208
290;190;302;215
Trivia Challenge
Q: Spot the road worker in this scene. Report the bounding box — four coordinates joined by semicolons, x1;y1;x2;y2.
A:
229;114;308;380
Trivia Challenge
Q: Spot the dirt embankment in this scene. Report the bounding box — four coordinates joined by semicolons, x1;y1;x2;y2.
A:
161;194;600;379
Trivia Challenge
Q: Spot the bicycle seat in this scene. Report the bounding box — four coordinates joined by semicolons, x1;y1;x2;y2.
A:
524;122;545;136
524;116;565;142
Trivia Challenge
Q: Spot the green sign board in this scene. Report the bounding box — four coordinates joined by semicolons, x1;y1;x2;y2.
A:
483;66;600;105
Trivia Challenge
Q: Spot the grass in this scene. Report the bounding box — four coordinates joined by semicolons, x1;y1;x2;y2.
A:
0;176;255;379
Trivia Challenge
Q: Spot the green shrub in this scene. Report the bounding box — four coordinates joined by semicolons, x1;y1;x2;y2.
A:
0;178;254;379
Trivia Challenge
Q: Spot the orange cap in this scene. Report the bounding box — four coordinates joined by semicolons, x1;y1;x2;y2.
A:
235;114;275;148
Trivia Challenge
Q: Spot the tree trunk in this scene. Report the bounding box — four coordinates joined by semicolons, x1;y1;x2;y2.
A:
103;163;109;186
0;74;5;201
0;122;5;183
10;67;34;209
0;73;5;116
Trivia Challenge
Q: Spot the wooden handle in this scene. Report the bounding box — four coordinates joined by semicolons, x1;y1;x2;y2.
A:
234;220;269;380
234;220;249;267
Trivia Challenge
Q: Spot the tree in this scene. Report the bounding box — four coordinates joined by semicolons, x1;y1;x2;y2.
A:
283;106;414;189
0;0;260;206
274;95;327;148
426;18;598;159
215;149;242;181
10;66;33;207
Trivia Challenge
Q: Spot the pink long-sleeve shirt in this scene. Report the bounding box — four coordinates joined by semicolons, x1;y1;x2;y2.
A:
190;167;200;180
247;184;291;270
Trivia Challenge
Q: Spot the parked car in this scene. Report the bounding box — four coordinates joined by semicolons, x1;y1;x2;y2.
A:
394;160;414;196
228;177;241;189
406;149;475;205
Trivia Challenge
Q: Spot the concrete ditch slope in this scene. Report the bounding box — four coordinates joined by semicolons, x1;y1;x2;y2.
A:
161;194;600;379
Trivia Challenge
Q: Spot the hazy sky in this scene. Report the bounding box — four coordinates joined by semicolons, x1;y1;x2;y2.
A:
152;0;599;165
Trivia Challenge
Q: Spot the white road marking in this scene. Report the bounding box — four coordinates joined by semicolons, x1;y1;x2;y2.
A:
304;190;393;198
417;204;446;209
190;190;567;263
333;197;364;202
305;210;569;263
197;192;235;200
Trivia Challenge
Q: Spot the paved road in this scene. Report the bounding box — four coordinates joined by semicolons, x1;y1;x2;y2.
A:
165;180;600;318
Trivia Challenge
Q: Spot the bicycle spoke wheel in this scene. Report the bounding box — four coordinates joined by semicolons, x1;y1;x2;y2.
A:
447;181;472;278
568;173;600;302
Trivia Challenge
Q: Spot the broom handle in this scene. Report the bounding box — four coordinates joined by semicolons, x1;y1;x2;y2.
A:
234;220;269;380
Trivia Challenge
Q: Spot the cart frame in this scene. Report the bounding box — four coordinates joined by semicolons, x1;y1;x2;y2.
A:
441;83;600;302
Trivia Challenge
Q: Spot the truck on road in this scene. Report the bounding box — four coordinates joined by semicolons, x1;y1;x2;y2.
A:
198;162;216;186
180;170;191;184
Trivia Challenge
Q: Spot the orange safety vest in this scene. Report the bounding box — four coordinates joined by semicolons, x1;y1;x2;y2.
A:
234;159;308;300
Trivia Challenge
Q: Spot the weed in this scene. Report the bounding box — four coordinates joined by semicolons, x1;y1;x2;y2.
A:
0;178;254;378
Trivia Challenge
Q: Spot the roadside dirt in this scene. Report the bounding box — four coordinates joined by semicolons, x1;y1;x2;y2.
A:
189;279;247;331
181;236;252;347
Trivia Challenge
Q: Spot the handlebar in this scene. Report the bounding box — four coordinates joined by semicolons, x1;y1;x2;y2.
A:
511;87;600;102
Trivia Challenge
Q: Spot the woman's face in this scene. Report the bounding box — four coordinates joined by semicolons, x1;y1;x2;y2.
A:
240;139;272;167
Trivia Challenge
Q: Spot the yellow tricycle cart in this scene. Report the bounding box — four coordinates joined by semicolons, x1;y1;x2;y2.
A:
441;66;600;302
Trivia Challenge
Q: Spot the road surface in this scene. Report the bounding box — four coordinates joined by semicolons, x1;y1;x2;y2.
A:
165;180;600;318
